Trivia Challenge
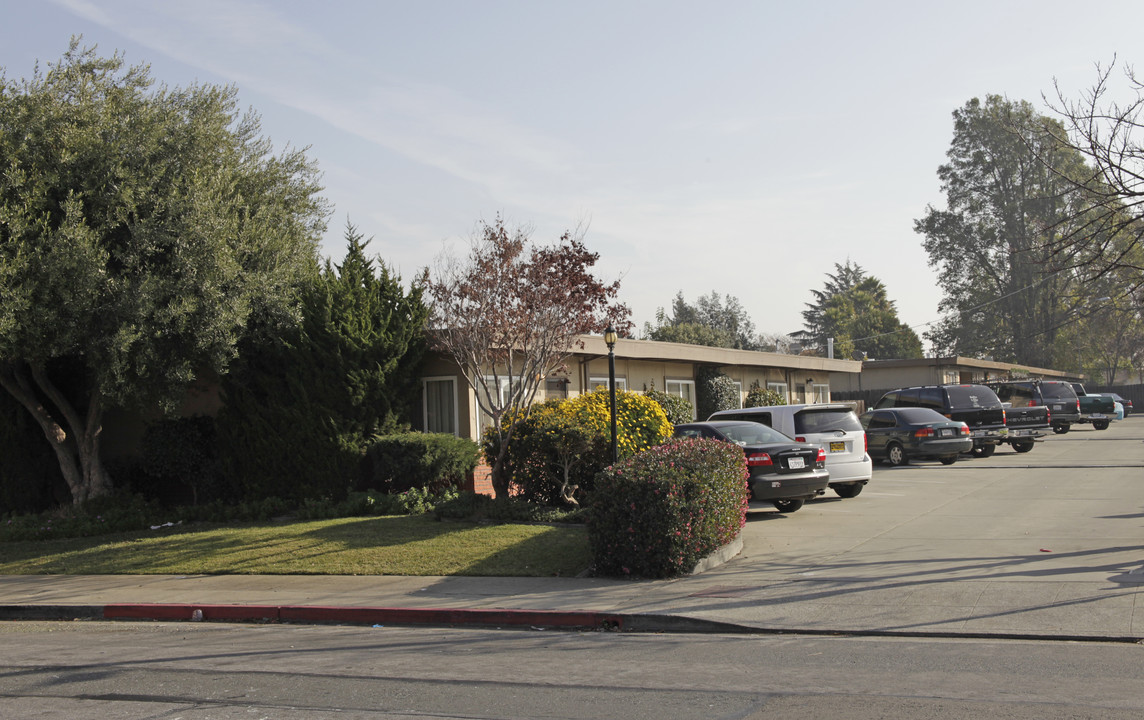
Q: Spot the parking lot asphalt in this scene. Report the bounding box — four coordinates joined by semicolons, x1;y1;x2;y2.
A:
2;418;1143;640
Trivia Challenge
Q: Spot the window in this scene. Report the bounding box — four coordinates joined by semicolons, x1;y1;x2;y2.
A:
422;377;458;436
732;381;743;408
545;377;569;399
589;376;626;391
478;375;515;431
767;382;788;402
812;383;829;403
666;379;696;419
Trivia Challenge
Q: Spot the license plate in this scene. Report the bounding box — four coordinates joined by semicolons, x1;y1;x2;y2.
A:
788;457;805;469
1091;413;1106;419
939;428;953;437
829;441;845;452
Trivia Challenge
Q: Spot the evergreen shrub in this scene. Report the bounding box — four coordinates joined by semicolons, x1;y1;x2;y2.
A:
745;381;785;407
696;366;740;420
644;387;694;425
588;437;748;578
361;433;481;495
140;416;222;506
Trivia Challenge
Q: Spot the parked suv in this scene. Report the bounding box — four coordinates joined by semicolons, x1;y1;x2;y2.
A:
707;404;872;498
873;385;1007;458
986;379;1079;435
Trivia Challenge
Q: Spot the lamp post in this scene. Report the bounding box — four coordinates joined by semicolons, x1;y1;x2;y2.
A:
604;324;618;464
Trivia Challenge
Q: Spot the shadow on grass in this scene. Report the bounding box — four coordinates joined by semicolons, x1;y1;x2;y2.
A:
0;515;591;578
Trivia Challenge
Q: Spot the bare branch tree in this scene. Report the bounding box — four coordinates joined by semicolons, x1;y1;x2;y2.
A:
1040;59;1144;285
422;215;630;499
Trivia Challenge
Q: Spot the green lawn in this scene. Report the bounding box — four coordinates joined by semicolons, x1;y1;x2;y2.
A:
0;515;592;577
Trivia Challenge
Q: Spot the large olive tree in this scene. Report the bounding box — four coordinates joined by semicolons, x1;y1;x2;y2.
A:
0;41;328;504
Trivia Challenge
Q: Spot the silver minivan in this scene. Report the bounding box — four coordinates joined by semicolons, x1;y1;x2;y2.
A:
708;404;872;498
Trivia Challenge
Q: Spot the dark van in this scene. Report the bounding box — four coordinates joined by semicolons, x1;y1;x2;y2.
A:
873;384;1007;458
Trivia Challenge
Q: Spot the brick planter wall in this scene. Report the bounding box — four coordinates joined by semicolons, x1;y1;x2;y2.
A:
465;461;495;497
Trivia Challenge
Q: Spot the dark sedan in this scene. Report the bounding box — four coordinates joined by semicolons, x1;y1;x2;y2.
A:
860;407;972;466
673;420;829;513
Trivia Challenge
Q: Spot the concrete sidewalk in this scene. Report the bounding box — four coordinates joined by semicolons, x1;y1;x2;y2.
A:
2;555;1142;640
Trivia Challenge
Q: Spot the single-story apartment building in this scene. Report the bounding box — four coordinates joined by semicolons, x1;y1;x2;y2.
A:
417;334;862;442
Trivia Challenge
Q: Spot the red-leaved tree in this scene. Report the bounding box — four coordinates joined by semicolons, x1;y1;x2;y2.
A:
423;216;630;499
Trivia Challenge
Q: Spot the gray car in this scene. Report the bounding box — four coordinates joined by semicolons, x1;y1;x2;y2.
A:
860;407;973;466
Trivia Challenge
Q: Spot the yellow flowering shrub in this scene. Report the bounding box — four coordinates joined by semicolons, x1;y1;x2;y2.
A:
481;389;672;506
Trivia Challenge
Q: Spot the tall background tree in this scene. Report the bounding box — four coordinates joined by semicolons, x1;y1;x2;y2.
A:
0;41;327;504
916;96;1101;368
642;291;761;350
214;221;428;502
423;216;629;500
796;261;922;360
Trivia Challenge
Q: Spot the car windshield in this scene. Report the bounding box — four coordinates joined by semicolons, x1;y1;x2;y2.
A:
717;423;791;445
793;408;862;434
944;386;1001;409
894;407;950;423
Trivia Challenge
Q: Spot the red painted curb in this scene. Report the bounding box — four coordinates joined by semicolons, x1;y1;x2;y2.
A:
101;603;625;630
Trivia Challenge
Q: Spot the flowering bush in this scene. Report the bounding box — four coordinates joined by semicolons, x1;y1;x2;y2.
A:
588;437;748;578
483;390;672;506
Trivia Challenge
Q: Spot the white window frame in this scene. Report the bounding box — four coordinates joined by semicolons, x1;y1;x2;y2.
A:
732;380;743;408
813;383;830;404
767;382;789;402
665;379;697;419
421;376;459;436
477;375;517;432
589;376;626;392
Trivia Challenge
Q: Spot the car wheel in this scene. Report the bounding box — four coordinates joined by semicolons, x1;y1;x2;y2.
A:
886;442;908;466
1012;440;1035;453
772;498;805;513
833;482;864;498
1052;423;1070;434
1093;420;1110;430
972;444;996;458
939;455;958;465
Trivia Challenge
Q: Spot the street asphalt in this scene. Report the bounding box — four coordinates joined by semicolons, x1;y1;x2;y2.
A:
2;417;1143;641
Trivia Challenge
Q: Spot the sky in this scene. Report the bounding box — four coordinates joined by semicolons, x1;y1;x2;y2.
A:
3;0;1143;349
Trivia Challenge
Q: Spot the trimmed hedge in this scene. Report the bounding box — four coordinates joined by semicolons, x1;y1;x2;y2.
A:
696;366;739;420
745;381;785;407
644;387;694;425
588;437;748;578
360;433;481;495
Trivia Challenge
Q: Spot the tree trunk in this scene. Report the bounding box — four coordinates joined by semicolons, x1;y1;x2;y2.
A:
489;439;512;500
0;361;112;504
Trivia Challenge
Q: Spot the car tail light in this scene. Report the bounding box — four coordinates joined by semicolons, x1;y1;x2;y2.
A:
1046;409;1051;423
795;436;805;442
1001;408;1006;424
959;425;970;436
913;427;935;438
816;448;826;463
747;452;773;467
